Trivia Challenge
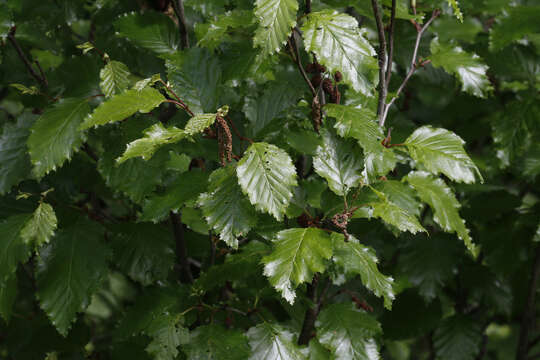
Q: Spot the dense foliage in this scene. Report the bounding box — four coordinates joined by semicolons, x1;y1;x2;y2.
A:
0;0;539;359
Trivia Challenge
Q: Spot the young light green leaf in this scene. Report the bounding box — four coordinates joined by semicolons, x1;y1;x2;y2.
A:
0;273;17;323
253;0;298;54
406;171;477;256
111;224;175;286
434;315;482;360
0;214;32;282
301;10;378;95
489;6;540;51
0;114;34;195
404;125;483;184
36;219;111;336
28;98;90;178
133;73;161;91
184;113;217;135
10;83;40;95
114;11;179;54
80;88;165;129
140;171;209;222
430;38;492;98
263;228;332;304
116;123;185;163
20;202;57;249
236;142;297;220
199;165;258;249
332;232;395;309
100;60;131;97
316;303;381;360
165;48;221;114
184;325;250;360
247;322;306;360
313;130;363;196
446;0;463;22
369;187;426;234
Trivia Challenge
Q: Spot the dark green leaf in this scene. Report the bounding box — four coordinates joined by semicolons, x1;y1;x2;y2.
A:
253;0;298;54
183;324;250;360
262;228;332;304
302;10;378;95
0;273;17;323
114;11;180;54
489;6;540;51
404;126;483;184
332;233;394;309
112;224;175;286
0;115;34;195
247;322;305;360
406;172;477;256
36;218;111;336
433;315;482;360
28;98;90;177
237;142;297;220
199;165;257;248
146;313;187;360
316;303;381;360
0;214;32;282
313;129;363;196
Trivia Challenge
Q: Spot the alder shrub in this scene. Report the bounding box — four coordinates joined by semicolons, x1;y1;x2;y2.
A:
1;0;540;358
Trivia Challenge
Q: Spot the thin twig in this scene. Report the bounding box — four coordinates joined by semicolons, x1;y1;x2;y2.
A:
34;60;48;88
160;79;195;116
516;244;540;360
226;115;254;144
381;9;440;126
170;212;193;283
371;0;387;124
288;31;317;97
385;0;397;88
172;0;190;49
7;27;48;89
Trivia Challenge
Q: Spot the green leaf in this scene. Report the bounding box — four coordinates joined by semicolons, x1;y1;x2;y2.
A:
433;315;482;360
28;98;90;178
183;324;250;360
193;241;270;292
111;224;175;286
0;274;17;323
80;88;165;130
326;104;382;153
404;125;483;184
313;129;363;196
262;228;332;304
489;6;540;51
98;147;167;204
114;11;179;54
301;10;378;95
523;144;540;180
369;187;426;234
10;83;40;95
0;4;13;40
332;233;394;309
0;214;32;282
140;171;209;222
399;234;461;301
253;0;298;54
236;142;297;220
100;60;131;97
117;123;185;163
184;113;217;136
247;322;306;360
199;165;258;249
0;114;34;195
166;48;221;114
405;172;477;256
145;313;187;360
243;82;299;137
36;218;111;336
430;38;492;98
373;180;422;217
196;10;255;50
316;303;381;360
20;202;57;249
